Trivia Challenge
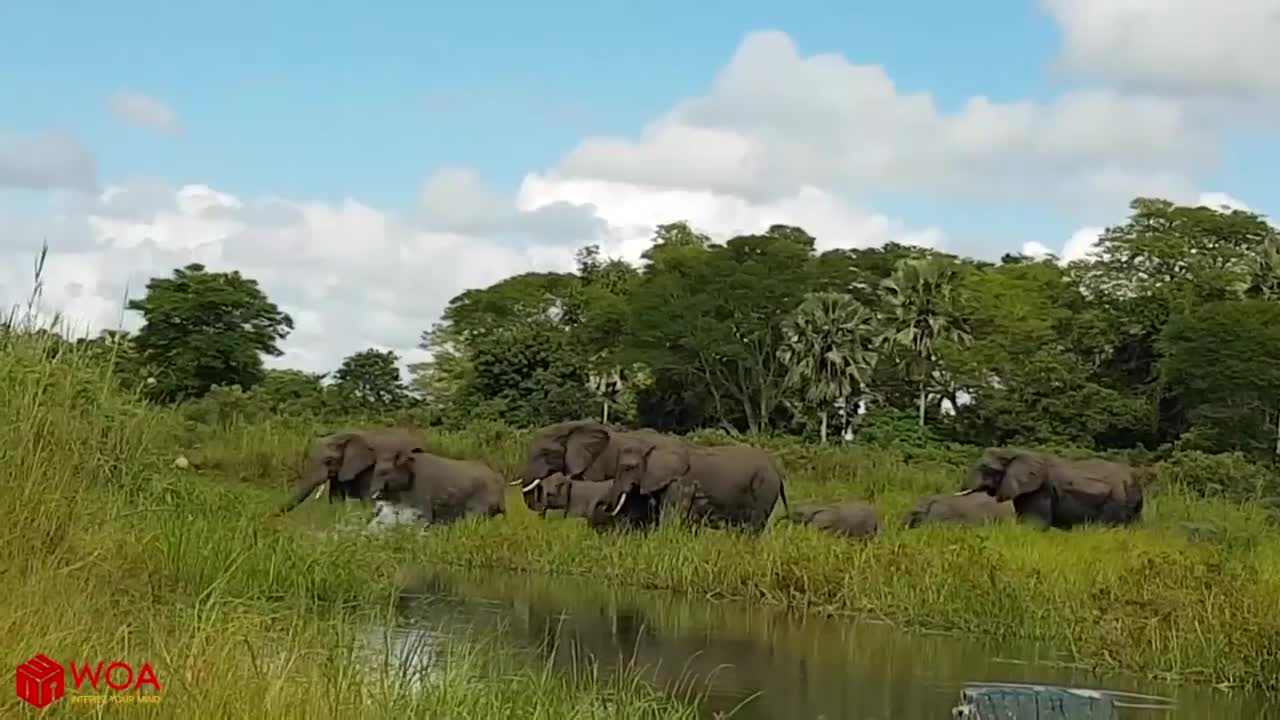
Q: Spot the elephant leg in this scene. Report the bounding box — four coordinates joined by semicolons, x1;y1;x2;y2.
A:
1013;493;1053;530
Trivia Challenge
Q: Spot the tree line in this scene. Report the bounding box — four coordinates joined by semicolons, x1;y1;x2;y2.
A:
41;196;1280;464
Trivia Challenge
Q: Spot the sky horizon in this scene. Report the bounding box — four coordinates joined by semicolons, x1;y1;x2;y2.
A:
2;1;1278;375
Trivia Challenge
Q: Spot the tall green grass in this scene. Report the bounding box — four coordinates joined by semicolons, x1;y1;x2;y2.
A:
0;329;704;718
4;317;1280;709
185;400;1280;693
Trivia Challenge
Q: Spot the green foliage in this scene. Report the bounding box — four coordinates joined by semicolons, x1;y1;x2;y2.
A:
16;193;1280;464
126;263;294;402
1153;450;1280;501
330;347;415;412
1158;299;1280;458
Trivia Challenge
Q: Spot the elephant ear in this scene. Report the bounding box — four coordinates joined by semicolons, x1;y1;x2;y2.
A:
337;435;376;483
996;453;1045;502
565;425;610;477
640;445;689;495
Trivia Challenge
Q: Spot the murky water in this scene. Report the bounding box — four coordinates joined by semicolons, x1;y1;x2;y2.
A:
382;568;1276;719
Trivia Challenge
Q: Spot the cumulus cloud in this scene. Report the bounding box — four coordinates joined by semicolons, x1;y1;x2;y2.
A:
0;131;97;192
1;170;935;375
108;92;182;134
0;182;579;374
1045;0;1280;104
517;174;944;260
551;30;1214;216
4;20;1267;379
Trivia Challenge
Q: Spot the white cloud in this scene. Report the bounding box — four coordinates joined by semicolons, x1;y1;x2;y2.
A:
0;131;97;191
4;20;1270;380
2;171;935;377
0;182;582;375
516;174;944;261
108;92;182;134
550;30;1214;217
1045;0;1280;104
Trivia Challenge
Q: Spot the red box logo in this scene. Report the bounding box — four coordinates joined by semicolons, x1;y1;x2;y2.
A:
16;654;65;709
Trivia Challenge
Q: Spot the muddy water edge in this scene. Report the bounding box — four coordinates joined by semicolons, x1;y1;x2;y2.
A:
378;568;1277;719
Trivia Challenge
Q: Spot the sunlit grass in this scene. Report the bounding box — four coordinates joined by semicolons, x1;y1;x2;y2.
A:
3;310;1280;709
0;326;706;718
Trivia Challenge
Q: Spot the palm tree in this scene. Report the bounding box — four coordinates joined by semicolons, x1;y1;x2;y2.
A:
778;292;880;443
880;256;972;428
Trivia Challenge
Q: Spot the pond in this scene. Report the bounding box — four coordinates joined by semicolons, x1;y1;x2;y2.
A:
380;568;1276;719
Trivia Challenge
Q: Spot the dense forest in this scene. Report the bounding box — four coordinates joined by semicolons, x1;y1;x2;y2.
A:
46;195;1280;466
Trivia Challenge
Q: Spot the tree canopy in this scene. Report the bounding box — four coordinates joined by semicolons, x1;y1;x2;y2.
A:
86;196;1280;464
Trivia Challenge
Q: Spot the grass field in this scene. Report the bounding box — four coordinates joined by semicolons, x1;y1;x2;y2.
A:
0;332;705;718
2;328;1279;718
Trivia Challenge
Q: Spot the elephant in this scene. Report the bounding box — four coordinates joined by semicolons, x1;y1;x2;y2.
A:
784;502;880;540
368;447;507;525
957;448;1144;530
592;438;790;534
513;420;670;528
904;491;1015;528
275;428;424;514
537;472;615;522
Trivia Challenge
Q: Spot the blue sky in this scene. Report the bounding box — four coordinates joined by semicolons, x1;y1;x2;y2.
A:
1;1;1276;372
3;1;1061;201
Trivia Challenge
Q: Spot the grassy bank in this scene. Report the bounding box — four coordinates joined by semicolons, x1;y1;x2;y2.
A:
192;404;1280;694
0;332;704;718
4;330;1280;712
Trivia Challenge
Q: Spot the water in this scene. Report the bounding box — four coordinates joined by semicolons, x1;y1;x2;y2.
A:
382;568;1277;719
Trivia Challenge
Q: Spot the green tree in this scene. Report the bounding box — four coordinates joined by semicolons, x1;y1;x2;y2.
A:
624;224;817;433
332;348;413;411
879;256;971;428
251;368;328;415
1157;299;1280;459
412;270;598;426
778;292;879;443
126;263;293;402
1070;198;1280;442
944;259;1148;447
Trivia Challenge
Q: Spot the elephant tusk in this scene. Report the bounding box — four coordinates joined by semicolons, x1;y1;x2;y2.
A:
953;488;977;496
521;478;543;493
508;479;525;486
610;492;628;516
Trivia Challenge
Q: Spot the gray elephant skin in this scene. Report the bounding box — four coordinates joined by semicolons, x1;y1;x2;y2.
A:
515;420;669;528
904;491;1015;528
596;437;790;533
785;502;880;540
275;428;423;514
958;448;1143;530
369;447;506;525
535;472;615;521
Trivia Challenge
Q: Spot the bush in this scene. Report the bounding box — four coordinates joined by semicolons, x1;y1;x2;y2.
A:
1152;450;1280;501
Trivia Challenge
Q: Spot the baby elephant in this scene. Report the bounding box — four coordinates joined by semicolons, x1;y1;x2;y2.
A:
904;491;1015;528
539;472;614;520
786;502;881;540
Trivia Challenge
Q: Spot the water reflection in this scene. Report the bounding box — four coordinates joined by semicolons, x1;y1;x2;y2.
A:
388;568;1275;719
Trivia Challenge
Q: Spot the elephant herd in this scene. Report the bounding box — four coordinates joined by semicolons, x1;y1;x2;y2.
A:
273;420;1147;539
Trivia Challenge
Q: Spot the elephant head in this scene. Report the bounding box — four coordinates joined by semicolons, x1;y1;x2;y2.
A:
276;428;424;514
513;421;614;510
595;439;691;521
959;448;1046;503
365;445;426;504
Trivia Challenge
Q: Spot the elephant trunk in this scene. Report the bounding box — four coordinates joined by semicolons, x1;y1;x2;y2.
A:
277;476;325;514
